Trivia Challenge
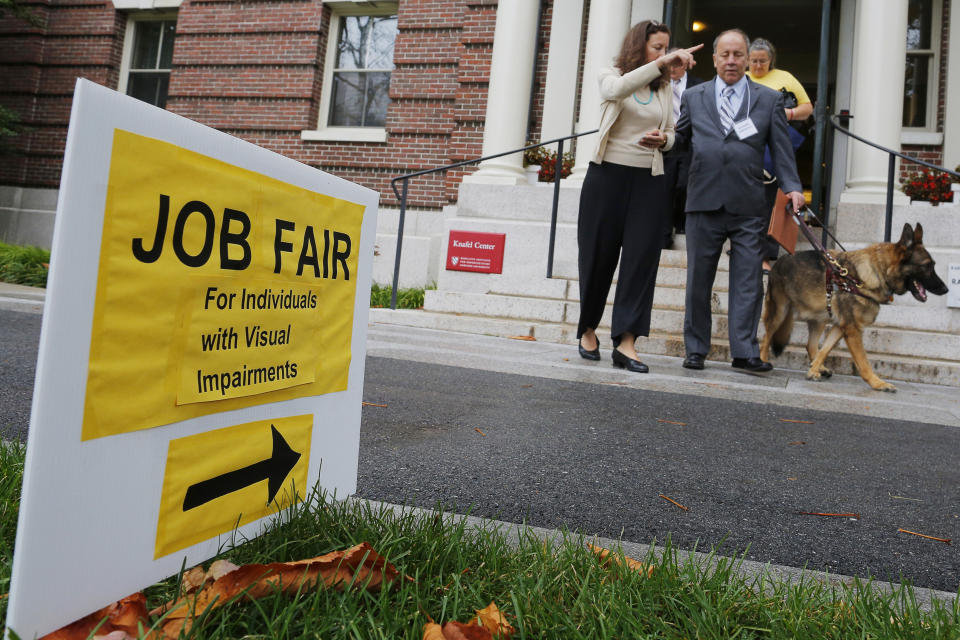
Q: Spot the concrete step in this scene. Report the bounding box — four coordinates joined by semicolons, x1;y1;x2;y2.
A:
423;290;960;362
369;308;960;387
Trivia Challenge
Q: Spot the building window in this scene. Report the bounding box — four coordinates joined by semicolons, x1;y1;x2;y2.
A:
903;0;939;130
303;2;397;142
119;16;176;108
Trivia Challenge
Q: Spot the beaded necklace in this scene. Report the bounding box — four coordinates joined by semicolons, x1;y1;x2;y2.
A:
632;88;655;105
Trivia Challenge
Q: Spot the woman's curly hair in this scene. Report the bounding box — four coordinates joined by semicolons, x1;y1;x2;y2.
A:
614;20;671;91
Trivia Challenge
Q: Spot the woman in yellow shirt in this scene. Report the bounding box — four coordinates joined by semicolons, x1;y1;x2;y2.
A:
747;38;812;122
747;38;811;270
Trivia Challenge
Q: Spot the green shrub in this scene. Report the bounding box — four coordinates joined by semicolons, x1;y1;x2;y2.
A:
0;242;49;287
370;282;433;309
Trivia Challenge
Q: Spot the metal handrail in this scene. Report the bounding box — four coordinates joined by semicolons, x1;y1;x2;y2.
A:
828;113;960;242
387;129;599;309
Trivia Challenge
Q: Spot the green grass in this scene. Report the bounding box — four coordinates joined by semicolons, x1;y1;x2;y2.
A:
1;445;958;638
370;282;434;309
0;242;49;288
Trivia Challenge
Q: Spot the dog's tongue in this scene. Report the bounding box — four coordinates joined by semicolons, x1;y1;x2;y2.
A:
911;279;928;302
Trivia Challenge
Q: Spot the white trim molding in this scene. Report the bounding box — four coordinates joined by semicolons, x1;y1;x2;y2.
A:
111;0;182;9
901;131;944;145
300;127;388;143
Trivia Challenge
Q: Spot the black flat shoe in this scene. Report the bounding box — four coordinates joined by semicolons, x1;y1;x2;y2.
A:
578;341;600;361
612;348;648;373
682;354;705;370
731;357;773;374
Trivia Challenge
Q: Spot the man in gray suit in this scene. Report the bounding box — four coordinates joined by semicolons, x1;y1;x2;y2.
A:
674;29;804;373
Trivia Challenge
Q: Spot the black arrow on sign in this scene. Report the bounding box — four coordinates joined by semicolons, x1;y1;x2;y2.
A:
182;424;302;511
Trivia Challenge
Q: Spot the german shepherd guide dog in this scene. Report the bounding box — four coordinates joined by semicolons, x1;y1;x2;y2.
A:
760;223;948;392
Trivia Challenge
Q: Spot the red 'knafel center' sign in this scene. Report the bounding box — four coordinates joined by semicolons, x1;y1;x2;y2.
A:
445;230;506;274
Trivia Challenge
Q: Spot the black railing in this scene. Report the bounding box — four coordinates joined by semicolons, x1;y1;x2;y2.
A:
387;129;599;310
828;112;960;242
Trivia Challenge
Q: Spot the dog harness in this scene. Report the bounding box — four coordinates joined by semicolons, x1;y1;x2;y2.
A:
790;206;884;318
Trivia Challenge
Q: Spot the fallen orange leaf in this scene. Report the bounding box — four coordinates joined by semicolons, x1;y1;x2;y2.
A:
656;419;687;426
159;542;404;637
421;601;513;639
474;428;487;436
442;620;493;639
507;335;536;341
474;602;515;637
41;593;151;640
589;544;655;578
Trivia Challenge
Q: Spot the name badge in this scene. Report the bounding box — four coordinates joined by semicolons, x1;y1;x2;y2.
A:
734;118;758;139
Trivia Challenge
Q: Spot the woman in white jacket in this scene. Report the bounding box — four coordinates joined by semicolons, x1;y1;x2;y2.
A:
576;20;700;372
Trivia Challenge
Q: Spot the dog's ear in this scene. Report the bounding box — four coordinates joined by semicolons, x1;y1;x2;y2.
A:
897;223;914;250
914;222;924;245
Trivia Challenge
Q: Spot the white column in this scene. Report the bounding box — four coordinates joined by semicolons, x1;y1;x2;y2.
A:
840;0;910;204
566;0;632;184
631;0;664;25
463;0;541;185
539;0;584;142
942;0;960;169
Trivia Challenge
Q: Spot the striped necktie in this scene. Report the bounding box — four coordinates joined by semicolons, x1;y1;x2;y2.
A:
719;86;736;135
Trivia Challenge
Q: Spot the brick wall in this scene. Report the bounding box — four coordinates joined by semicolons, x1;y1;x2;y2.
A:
0;1;124;185
1;0;561;212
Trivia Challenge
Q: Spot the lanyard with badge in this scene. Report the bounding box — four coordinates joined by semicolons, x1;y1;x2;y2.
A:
732;83;758;139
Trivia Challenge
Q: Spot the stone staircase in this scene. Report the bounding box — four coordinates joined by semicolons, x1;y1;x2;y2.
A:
371;182;960;387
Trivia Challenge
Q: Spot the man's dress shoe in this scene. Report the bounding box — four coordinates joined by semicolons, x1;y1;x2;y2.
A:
612;348;649;373
682;354;705;370
731;357;773;373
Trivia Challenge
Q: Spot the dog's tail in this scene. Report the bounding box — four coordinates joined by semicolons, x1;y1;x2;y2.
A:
762;282;794;358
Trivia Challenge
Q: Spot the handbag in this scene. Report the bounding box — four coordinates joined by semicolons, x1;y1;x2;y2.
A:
779;87;799;109
767;189;798;254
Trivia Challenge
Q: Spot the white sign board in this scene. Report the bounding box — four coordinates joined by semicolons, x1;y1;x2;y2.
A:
6;79;379;638
949;264;960;308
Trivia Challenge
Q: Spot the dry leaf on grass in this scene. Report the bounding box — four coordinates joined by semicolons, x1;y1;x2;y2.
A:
41;593;151;640
589;544;655;578
474;602;514;637
158;542;404;637
421;601;514;639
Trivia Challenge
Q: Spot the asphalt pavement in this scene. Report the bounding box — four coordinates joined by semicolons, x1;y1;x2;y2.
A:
2;286;959;600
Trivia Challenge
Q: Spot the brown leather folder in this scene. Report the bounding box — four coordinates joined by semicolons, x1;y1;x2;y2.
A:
767;189;798;254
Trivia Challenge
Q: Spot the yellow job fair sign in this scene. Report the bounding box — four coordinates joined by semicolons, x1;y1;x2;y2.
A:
84;128;362;440
6;80;378;639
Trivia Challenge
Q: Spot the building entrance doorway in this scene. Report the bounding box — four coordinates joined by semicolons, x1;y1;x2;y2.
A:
667;0;841;193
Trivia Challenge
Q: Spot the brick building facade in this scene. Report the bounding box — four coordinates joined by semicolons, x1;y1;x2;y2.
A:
0;0;560;212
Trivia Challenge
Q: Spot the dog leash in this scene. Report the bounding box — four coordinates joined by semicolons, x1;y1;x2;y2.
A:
787;205;881;317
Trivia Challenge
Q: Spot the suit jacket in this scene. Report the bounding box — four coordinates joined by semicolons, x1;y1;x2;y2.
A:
675;77;801;217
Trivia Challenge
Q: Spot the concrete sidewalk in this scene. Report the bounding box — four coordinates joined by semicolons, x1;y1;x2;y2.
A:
0;281;44;314
366;322;960;428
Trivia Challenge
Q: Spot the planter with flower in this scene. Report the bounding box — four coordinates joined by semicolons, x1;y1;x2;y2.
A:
901;167;955;206
522;144;575;183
